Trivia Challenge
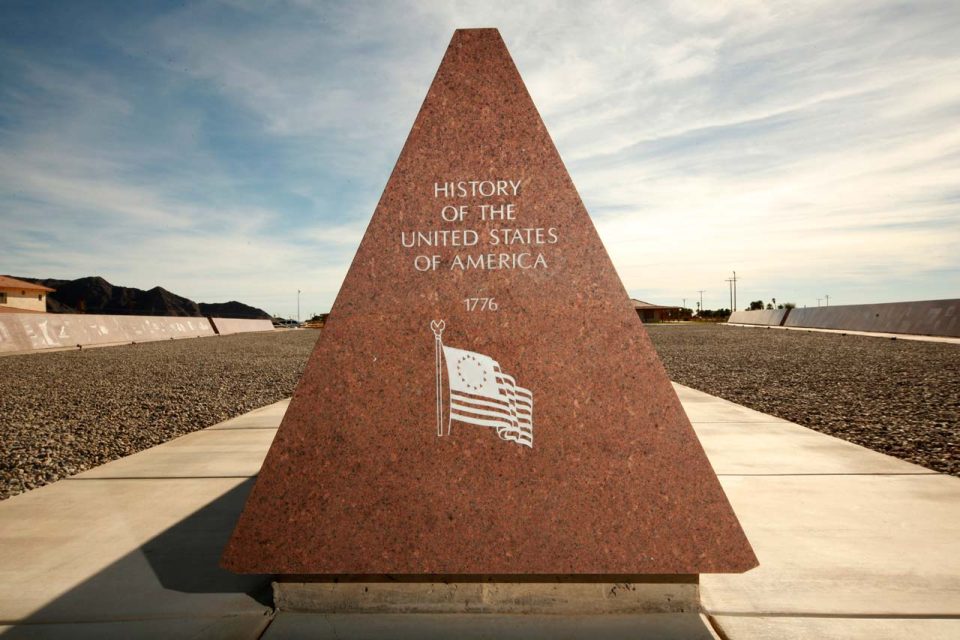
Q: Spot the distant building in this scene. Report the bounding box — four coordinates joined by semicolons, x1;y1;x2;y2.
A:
631;299;683;323
301;313;329;329
0;276;54;313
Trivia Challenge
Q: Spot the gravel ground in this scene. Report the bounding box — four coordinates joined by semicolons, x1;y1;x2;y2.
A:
4;324;956;500
647;324;959;477
0;330;319;500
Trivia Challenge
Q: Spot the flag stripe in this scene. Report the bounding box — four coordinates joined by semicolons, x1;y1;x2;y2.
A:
451;398;531;422
450;401;532;427
450;401;523;424
452;401;529;422
450;411;519;431
495;372;530;393
449;410;532;448
449;408;533;448
451;390;532;414
497;427;533;447
496;386;533;404
450;390;511;411
495;375;532;398
454;385;532;409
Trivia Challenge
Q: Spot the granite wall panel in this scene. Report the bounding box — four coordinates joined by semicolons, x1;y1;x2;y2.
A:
0;313;216;353
784;300;960;337
209;318;275;335
727;309;789;326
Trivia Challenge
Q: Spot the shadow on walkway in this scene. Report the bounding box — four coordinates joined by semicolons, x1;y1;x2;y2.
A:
3;479;271;637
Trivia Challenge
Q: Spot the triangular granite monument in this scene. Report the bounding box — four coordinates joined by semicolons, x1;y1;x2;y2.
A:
223;29;756;588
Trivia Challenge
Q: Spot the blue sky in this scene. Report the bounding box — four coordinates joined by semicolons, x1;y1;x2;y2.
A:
2;0;958;318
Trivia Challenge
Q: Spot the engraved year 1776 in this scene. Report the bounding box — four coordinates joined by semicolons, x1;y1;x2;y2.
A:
463;297;498;311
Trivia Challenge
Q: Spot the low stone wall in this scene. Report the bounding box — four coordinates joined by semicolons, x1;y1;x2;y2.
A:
0;313;215;354
784;299;960;337
209;317;275;335
727;309;789;326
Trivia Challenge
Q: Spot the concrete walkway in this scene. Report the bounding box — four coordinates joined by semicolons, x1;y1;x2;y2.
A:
1;387;958;638
0;401;287;639
676;384;960;639
726;322;960;344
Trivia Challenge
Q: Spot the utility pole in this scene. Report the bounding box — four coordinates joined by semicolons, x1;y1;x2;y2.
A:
817;298;822;307
297;289;301;323
825;294;830;306
725;277;733;311
682;297;686;309
698;290;705;314
732;270;738;311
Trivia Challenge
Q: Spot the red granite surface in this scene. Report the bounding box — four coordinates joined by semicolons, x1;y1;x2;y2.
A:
222;29;757;575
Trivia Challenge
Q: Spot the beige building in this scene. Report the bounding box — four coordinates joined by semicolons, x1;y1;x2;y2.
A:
631;299;683;323
0;276;54;313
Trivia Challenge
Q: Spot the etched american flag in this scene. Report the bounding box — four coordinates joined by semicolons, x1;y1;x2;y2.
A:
440;345;533;448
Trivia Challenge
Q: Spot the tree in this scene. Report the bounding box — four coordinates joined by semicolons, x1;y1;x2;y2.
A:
748;300;764;311
696;308;732;320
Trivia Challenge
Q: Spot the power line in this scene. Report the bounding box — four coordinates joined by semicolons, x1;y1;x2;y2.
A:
724;271;739;311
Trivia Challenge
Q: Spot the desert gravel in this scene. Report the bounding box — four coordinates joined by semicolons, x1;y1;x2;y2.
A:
647;323;959;477
4;323;957;501
0;330;319;500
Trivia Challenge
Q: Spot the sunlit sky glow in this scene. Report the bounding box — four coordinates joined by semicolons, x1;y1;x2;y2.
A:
2;1;959;317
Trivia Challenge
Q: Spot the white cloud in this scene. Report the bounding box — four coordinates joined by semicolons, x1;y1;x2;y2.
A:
1;0;958;315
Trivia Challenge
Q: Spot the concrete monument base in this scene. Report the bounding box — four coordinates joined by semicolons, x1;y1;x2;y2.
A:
273;575;699;615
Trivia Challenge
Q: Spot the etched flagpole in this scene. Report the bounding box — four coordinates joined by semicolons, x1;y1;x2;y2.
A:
430;320;446;436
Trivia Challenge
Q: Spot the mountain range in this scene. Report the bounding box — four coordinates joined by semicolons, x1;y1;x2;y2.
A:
11;276;271;320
